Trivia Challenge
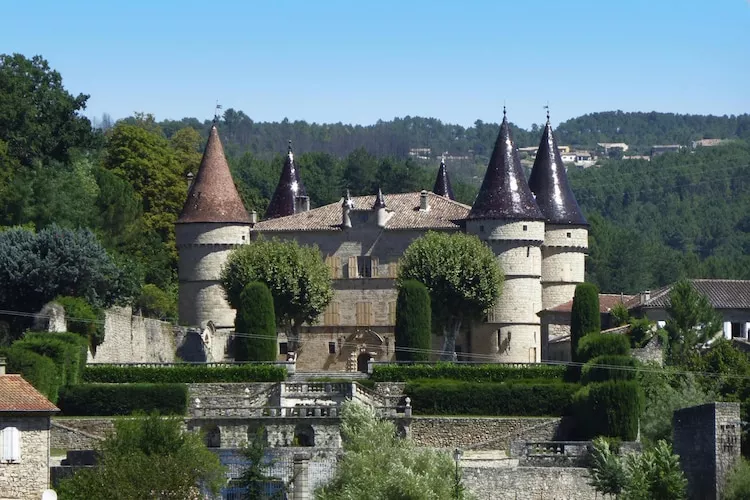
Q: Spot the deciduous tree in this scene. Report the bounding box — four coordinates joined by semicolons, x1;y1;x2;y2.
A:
398;231;502;359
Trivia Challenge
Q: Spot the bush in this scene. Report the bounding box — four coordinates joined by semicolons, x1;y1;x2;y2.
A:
55;296;105;348
404;380;578;416
581;355;638;384
0;346;60;402
395;280;431;362
724;458;750;500
58;384;188;416
83;364;287;383
571;283;600;361
573;380;644;440
371;363;566;382
234;282;277;362
577;333;631;363
134;284;178;321
15;332;89;386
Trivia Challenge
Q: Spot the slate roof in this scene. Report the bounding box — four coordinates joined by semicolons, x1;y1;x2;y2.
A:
0;374;59;413
528;120;588;226
265;141;308;220
432;158;455;200
543;294;636;314
629;280;750;310
254;191;471;232
177;125;251;224
468;112;543;221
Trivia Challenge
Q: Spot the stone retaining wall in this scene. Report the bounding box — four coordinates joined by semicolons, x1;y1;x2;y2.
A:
463;466;596;500
409;416;562;450
51;419;114;451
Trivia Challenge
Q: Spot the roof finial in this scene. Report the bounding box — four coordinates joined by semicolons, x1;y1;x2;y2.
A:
544;102;550;123
441;153;446;165
287;139;293;154
503;103;507;118
214;100;222;124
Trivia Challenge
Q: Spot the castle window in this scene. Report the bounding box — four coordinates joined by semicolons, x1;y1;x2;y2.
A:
328;342;336;354
527;247;530;257
567;232;572;238
279;342;289;355
357;256;373;278
480;225;485;233
523;225;528;231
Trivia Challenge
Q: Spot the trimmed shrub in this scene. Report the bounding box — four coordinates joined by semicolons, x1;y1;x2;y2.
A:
54;296;105;348
571;283;600;361
83;364;287;383
395;280;432;362
371;363;566;382
234;282;277;362
405;380;578;416
16;332;89;385
57;383;188;416
0;346;60;402
573;380;644;440
135;283;177;320
577;333;631;363
581;355;638;384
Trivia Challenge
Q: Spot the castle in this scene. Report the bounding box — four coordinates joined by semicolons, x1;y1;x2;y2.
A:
175;109;588;371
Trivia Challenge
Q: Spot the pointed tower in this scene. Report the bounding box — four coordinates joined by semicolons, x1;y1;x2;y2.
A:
176;124;251;329
432;157;455;200
465;109;545;363
528;113;588;312
265;140;308;219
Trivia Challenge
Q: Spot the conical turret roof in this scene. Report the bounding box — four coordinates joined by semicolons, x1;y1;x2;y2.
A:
265;141;307;220
468;112;543;220
432;157;455;200
528;119;587;225
177;124;250;224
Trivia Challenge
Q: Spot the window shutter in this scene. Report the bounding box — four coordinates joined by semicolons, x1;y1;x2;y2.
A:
388;301;396;324
325;255;333;278
333;257;342;278
371;257;379;278
366;302;373;326
388;262;399;278
355;302;363;326
348;256;358;278
9;427;19;462
333;302;340;325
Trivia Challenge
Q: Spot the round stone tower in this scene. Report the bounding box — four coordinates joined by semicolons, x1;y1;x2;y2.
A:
465;110;545;363
528;116;588;312
176;124;251;328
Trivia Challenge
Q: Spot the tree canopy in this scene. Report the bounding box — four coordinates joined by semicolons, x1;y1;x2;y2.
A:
664;279;722;366
398;231;503;359
315;401;472;500
220;238;333;349
57;412;225;499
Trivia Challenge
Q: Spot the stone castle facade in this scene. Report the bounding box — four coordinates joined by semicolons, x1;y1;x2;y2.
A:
176;110;588;370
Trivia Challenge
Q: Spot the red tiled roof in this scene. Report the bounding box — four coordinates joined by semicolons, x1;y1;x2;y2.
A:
544;294;635;314
0;374;59;412
254;191;471;232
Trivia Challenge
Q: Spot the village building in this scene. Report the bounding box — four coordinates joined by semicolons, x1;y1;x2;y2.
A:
176;110;589;371
0;358;59;500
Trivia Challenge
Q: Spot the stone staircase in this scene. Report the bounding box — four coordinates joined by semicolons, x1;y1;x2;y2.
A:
288;371;370;382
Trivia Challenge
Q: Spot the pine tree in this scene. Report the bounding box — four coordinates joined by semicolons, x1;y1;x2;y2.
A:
570;283;600;362
234;282;277;362
395;280;431;362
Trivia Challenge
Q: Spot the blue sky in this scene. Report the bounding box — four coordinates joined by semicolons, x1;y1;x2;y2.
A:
2;0;748;128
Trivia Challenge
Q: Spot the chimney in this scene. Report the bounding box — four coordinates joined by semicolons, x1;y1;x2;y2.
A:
342;190;353;229
250;210;258;224
640;290;651;305
420;190;429;211
0;357;6;375
295;195;310;213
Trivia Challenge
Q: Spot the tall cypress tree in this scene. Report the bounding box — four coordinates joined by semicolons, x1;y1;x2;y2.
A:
570;283;601;362
395;280;432;362
234;282;277;362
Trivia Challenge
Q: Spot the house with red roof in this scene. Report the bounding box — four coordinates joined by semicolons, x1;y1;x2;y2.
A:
0;357;59;500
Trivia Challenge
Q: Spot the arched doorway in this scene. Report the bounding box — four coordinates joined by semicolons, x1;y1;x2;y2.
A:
357;352;371;373
294;424;315;447
203;424;221;448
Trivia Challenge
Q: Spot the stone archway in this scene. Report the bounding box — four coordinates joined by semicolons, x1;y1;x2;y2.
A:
294;424;315;447
203;424;221;448
357;352;372;373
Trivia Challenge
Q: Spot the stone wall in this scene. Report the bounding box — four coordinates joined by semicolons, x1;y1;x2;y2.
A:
409;416;563;450
463;466;596;500
51;418;114;451
88;306;177;363
0;416;51;500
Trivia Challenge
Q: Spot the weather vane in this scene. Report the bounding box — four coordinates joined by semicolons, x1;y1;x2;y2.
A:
543;102;550;122
214;100;222;123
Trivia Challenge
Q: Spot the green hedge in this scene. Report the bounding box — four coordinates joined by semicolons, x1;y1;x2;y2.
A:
576;333;631;363
0;346;60;402
54;296;105;348
372;363;566;382
58;384;188;416
26;332;89;383
572;380;644;440
581;355;638;384
15;333;89;386
404;380;578;416
83;364;287;383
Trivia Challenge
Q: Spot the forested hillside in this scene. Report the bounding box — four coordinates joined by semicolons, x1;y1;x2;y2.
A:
2;52;750;325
